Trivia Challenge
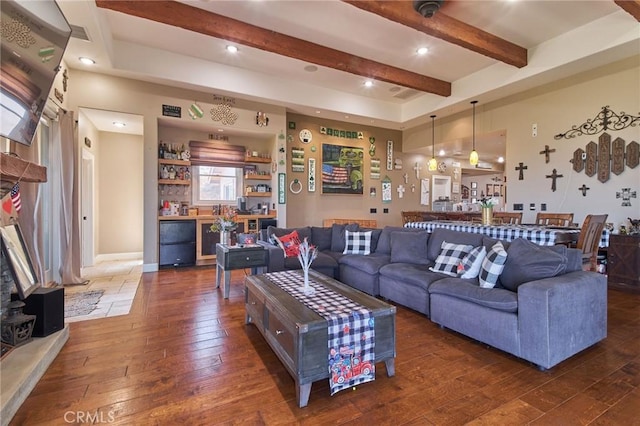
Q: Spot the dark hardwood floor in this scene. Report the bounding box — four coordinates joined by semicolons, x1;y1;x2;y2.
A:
10;267;640;425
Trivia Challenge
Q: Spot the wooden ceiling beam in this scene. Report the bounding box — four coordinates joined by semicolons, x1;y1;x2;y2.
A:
95;0;451;96
614;0;640;21
342;1;528;68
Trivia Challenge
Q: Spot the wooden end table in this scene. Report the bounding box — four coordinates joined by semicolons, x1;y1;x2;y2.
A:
215;244;268;299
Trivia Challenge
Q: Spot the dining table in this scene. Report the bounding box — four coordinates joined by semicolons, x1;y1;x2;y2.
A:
404;221;610;247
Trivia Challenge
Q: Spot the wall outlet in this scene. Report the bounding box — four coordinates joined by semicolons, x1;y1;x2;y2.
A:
513;203;523;211
541;203;547;211
532;123;538;137
383;208;389;214
370;208;377;214
529;203;536;211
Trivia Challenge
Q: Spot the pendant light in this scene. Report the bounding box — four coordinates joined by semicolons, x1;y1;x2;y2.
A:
469;100;479;166
428;114;437;171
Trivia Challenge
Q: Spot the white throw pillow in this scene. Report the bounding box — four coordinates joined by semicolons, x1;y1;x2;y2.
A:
343;230;372;255
457;246;487;279
479;242;508;288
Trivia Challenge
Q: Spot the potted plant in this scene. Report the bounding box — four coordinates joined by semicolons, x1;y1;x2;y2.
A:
210;210;238;245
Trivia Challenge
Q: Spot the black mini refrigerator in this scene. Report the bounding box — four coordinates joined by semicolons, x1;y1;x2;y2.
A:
159;220;196;267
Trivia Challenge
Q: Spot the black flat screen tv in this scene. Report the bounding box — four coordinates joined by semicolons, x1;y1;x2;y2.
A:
0;0;71;146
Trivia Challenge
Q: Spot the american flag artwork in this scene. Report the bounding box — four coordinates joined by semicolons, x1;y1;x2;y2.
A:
11;183;21;213
322;164;349;184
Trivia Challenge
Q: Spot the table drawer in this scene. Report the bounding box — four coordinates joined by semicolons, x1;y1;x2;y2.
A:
266;308;295;364
245;286;265;328
227;249;267;268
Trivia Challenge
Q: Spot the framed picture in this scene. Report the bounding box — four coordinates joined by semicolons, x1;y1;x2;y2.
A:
471;181;477;189
321;143;364;194
0;224;39;299
452;182;460;194
493;184;501;197
486;184;493;197
471;189;477;197
278;173;286;204
382;176;392;203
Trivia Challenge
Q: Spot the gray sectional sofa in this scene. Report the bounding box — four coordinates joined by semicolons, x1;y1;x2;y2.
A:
258;223;607;370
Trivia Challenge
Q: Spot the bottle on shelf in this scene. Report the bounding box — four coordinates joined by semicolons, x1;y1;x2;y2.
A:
159;142;164;159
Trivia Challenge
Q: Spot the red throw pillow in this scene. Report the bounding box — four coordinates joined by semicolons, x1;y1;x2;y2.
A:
276;230;301;258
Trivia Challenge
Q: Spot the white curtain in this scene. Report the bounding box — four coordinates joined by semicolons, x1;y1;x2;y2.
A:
52;111;84;285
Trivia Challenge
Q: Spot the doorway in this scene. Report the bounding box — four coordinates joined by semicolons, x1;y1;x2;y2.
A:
81;149;95;267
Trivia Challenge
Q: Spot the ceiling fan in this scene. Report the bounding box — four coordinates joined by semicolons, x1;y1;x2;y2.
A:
413;0;445;18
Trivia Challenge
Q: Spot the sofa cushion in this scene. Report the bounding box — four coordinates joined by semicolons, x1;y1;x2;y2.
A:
379;262;441;291
283;251;338;271
390;231;430;265
376;226;417;255
500;238;568;291
429;279;518;313
330;223;359;252
429;241;474;277
343;230;373;255
479;241;508;288
427;228;484;262
311;226;333;251
457;245;487;279
339;253;390;275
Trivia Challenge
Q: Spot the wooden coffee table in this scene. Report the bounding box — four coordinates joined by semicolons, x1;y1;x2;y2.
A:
244;269;396;408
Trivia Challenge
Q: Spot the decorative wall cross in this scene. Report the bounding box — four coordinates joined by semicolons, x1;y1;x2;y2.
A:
546;169;563;192
397;185;405;198
403;173;408;184
515;162;528;180
539;145;556;163
578;184;590;196
413;162;421;179
616;187;637;207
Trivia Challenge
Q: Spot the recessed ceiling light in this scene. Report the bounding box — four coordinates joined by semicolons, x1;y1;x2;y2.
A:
218;129;224;132
498;156;505;163
79;57;95;65
345;115;350;119
226;45;238;53
416;47;429;55
364;80;373;88
112;121;125;128
304;65;318;72
315;110;321;114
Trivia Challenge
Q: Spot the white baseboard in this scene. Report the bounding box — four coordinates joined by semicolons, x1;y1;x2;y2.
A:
143;263;159;273
94;252;143;263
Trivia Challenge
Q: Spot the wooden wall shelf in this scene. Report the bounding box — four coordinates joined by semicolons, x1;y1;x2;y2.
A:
245;156;271;164
159;179;190;185
0;153;47;183
244;174;271;180
244;191;272;197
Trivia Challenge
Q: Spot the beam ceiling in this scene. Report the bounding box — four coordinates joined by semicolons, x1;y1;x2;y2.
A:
342;1;527;68
95;0;452;96
614;0;640;21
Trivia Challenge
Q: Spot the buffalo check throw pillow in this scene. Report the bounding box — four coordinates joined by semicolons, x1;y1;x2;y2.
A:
457;245;487;279
343;230;373;255
429;241;474;277
479;241;508;288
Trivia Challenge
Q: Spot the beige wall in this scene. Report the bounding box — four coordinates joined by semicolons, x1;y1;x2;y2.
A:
97;132;144;255
67;70;286;270
404;57;640;227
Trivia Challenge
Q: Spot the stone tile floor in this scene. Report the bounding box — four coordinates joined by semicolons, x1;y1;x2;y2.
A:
64;259;142;323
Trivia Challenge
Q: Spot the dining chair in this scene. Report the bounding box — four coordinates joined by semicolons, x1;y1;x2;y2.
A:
535;212;574;227
493;211;523;225
401;211;424;225
576;214;608;272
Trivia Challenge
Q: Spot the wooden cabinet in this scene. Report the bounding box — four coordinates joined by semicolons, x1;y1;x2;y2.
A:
607;234;640;293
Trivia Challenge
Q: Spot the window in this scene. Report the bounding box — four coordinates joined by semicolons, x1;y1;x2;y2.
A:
192;166;242;205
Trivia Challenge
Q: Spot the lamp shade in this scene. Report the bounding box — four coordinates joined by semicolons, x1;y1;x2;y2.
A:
469;149;479;166
428;157;437;171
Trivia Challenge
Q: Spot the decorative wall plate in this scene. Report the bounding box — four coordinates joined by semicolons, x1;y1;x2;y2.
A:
299;129;312;144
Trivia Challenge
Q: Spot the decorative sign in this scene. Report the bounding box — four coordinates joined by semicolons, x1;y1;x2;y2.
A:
291;147;305;172
278;173;286;204
382;176;392;203
420;178;430;205
370;158;380;180
308;158;316;192
386;140;393;171
320;126;364;140
162;104;181;118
